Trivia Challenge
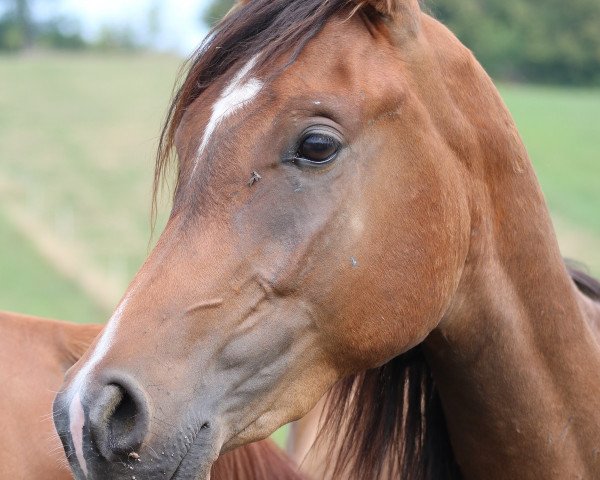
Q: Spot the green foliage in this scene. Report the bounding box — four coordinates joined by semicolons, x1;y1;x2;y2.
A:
93;24;140;52
0;13;87;51
430;0;600;85
201;0;600;85
0;13;25;50
0;0;32;50
0;0;139;52
36;17;86;50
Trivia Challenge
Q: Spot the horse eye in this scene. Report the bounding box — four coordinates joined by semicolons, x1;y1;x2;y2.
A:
296;133;340;165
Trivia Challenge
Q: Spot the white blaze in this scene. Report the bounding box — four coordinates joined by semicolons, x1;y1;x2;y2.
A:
67;294;131;477
65;56;263;475
192;56;264;176
70;295;130;396
69;393;88;477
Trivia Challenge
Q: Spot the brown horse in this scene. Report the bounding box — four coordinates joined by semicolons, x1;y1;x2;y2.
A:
52;0;600;479
0;312;98;479
0;312;301;479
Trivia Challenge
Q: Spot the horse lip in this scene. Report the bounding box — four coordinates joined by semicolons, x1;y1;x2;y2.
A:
170;453;195;480
169;425;219;480
170;448;214;480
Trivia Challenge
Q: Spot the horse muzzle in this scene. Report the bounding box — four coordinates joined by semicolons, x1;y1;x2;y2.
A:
53;371;220;480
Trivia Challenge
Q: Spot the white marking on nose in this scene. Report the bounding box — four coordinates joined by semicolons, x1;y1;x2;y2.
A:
69;295;130;399
65;295;132;473
69;392;88;477
192;55;264;177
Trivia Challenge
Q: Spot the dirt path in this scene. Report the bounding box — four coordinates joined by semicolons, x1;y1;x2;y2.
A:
0;175;596;316
0;176;122;313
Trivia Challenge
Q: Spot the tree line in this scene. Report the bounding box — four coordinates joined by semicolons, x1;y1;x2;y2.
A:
3;0;599;85
432;0;600;85
0;0;144;52
203;0;600;86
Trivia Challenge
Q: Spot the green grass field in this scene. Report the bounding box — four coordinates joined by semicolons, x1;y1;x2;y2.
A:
0;53;598;326
0;208;104;322
500;85;600;235
0;53;180;322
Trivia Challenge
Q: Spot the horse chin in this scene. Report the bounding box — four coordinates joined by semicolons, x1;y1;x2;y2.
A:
222;413;280;452
172;440;221;480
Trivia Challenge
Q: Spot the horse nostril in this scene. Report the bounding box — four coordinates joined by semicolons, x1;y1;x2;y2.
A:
110;386;137;440
89;379;150;460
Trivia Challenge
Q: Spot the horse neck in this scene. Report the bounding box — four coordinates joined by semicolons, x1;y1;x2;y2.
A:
424;142;600;478
53;322;102;367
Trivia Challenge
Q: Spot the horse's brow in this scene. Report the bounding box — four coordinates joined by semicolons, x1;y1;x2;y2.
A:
191;56;264;179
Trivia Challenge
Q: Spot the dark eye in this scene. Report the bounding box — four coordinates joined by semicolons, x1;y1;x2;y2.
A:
295;133;340;165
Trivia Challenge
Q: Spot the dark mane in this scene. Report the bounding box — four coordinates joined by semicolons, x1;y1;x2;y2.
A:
320;347;462;479
316;260;600;479
566;260;600;301
153;0;361;221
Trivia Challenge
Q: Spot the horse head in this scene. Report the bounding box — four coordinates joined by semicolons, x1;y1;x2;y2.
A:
53;0;527;478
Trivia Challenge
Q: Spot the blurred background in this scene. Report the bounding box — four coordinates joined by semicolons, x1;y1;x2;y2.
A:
1;0;599;327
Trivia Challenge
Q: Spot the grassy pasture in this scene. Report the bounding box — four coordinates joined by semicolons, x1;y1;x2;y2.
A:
500;85;600;235
0;53;598;324
0;53;180;322
499;84;600;274
0;208;104;322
